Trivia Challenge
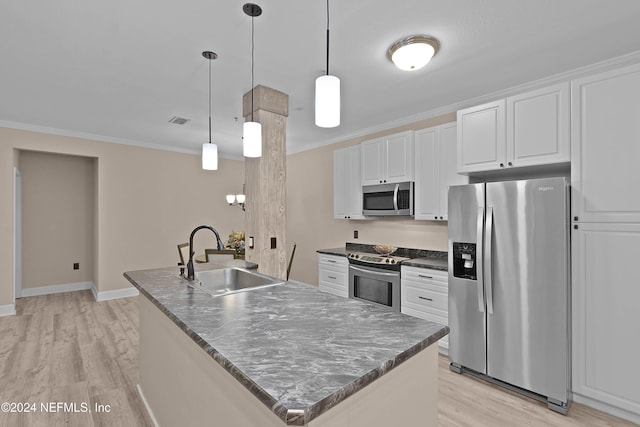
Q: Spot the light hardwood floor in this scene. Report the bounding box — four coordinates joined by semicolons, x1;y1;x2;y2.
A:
0;291;636;427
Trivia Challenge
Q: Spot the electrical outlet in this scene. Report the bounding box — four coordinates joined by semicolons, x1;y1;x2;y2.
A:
73;262;79;270
354;230;358;239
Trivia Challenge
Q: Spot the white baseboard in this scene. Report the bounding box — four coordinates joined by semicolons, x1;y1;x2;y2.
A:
20;281;93;297
574;393;640;425
91;285;139;302
136;384;159;427
0;304;17;317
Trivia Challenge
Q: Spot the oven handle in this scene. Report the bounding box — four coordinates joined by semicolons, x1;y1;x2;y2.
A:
393;184;399;211
349;265;400;277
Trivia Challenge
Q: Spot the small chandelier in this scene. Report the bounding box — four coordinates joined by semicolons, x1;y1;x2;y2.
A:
315;0;340;128
202;51;219;170
243;3;262;158
387;35;439;71
226;185;246;211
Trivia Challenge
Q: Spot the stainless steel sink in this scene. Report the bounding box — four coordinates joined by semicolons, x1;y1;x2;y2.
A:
188;268;284;297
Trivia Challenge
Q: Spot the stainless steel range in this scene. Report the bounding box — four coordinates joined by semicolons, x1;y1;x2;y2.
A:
347;252;410;311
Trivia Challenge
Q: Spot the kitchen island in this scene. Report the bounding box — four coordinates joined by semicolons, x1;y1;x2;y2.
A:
124;262;448;427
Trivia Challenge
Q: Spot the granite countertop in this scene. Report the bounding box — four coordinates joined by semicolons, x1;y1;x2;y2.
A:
401;256;448;271
124;263;448;426
317;244;449;271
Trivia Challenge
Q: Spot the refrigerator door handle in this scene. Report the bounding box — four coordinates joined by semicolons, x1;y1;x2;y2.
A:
485;206;494;315
476;206;485;313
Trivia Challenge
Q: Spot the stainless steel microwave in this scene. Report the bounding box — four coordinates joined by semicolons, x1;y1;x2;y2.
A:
362;182;414;216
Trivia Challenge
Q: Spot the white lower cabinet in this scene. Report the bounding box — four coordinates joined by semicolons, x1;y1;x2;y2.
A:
401;266;448;351
318;254;349;298
572;222;640;418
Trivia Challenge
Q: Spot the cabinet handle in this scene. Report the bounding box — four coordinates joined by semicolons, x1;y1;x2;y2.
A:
508;161;513;166
499;163;505;168
418;274;433;279
327;260;337;263
440;216;443;220
328;276;337;280
418;296;433;302
574;224;579;230
574;216;579;221
434;216;438;220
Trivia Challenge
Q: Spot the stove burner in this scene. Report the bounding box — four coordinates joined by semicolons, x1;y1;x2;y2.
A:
347;252;410;266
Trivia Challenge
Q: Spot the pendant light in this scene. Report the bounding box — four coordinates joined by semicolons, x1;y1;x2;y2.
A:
315;0;340;128
243;3;262;158
202;51;219;170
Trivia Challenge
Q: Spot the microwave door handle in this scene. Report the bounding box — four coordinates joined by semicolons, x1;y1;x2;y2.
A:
485;206;494;315
393;184;399;211
476;206;485;313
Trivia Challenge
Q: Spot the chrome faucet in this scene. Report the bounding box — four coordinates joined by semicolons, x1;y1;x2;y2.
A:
186;225;225;280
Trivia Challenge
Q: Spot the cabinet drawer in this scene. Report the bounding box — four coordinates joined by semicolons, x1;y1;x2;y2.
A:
403;283;448;314
401;267;447;286
319;281;348;298
319;268;347;286
319;254;348;268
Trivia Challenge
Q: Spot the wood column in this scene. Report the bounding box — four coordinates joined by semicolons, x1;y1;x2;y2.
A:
243;85;288;279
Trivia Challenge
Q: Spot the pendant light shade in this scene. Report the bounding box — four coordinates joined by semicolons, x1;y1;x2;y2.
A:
243;3;263;158
202;50;218;170
315;74;340;128
202;142;218;170
315;0;340;128
243;121;262;157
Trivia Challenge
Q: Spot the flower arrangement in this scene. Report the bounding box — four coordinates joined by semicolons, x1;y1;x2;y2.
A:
225;231;245;256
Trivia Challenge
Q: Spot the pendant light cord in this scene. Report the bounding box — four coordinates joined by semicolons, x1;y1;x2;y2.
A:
325;0;330;76
251;14;255;122
208;56;212;144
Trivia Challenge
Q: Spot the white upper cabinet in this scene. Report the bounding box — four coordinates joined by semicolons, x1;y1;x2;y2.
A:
361;131;414;186
457;100;506;173
571;63;640;223
333;146;367;220
415;123;467;221
507;83;570;167
457;83;570;174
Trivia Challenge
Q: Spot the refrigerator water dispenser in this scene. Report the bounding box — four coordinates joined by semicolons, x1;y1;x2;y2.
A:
452;242;477;280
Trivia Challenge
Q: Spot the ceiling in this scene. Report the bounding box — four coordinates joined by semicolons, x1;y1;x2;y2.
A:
2;1;640;159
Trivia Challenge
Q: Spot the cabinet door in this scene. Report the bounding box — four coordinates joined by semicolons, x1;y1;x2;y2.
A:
361;138;385;186
438;122;466;221
414;127;439;220
334;146;366;220
457;99;506;173
571;63;640;223
507;83;570;167
346;146;366;219
386;131;414;183
333;148;349;219
572;223;640;414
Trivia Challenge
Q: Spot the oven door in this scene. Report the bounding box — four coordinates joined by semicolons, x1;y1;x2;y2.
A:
349;264;400;311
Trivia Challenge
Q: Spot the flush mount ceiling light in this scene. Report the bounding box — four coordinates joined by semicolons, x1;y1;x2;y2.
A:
387;35;440;71
242;3;262;158
202;51;219;170
315;0;340;128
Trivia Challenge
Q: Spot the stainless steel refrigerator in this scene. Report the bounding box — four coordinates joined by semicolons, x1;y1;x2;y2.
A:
448;177;571;413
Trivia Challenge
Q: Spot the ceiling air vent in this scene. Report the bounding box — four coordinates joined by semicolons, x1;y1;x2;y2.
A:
169;116;190;125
